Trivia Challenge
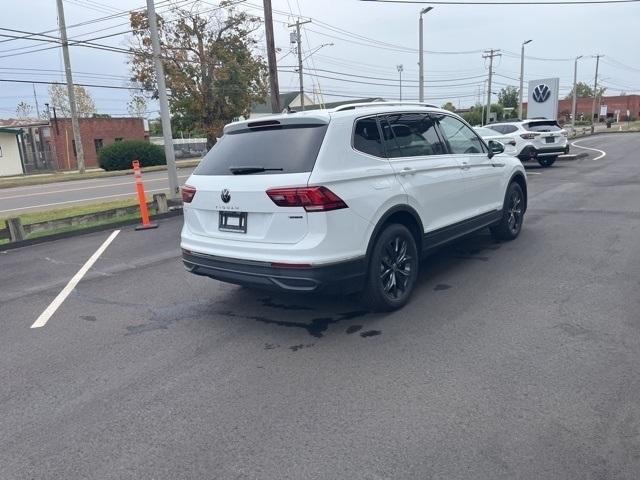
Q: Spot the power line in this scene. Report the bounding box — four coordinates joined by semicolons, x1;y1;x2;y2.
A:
359;0;640;5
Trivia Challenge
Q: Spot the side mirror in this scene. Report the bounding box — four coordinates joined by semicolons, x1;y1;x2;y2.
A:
488;140;505;158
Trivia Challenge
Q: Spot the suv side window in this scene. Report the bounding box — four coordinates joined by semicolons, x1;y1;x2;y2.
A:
490;125;505;134
436;115;487;154
353;117;384;157
382;113;445;158
502;124;518;134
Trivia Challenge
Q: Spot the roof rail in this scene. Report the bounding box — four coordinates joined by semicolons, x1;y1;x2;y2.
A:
332;101;438;112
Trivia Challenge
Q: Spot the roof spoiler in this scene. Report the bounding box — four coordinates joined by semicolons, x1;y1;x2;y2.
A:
332;101;437;112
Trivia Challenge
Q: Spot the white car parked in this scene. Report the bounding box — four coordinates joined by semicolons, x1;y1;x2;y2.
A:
181;103;527;311
486;119;569;167
473;126;518;155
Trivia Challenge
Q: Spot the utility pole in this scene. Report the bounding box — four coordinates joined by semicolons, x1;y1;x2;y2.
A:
483;49;501;125
56;0;86;173
418;6;434;103
288;18;311;111
32;84;41;118
397;64;404;101
518;39;532;120
263;0;281;113
146;0;179;198
571;55;583;131
591;54;603;134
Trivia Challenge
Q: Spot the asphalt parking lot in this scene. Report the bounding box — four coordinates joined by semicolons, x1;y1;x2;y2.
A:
1;133;639;479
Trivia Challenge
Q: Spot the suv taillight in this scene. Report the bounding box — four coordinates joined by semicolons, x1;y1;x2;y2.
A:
520;133;539;140
181;185;196;203
266;186;347;212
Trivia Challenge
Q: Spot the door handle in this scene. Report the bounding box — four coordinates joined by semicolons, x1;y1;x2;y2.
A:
399;167;414;175
460;162;470;170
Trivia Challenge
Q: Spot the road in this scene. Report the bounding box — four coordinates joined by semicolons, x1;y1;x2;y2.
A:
1;134;639;479
0;167;196;216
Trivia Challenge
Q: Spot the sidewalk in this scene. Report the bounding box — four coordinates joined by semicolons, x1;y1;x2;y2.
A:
0;158;201;189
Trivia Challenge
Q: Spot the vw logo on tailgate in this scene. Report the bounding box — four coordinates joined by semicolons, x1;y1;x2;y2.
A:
532;84;551;103
220;189;231;203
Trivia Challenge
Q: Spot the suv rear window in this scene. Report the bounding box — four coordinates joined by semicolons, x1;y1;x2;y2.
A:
194;124;328;176
525;121;561;132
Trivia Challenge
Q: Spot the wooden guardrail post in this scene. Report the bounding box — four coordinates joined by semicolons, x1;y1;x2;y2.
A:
6;218;26;242
153;193;168;214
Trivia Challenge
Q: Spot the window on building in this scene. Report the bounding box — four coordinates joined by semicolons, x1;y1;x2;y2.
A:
382;113;445;158
94;138;104;153
115;137;123;142
353;117;383;157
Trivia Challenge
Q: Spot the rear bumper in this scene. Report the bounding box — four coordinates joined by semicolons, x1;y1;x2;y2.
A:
518;145;568;160
182;250;367;294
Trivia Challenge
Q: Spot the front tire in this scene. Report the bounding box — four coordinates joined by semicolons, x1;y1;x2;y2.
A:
362;224;419;312
538;156;557;167
491;182;525;241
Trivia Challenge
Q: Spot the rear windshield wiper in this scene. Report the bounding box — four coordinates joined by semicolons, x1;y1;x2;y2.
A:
229;166;284;175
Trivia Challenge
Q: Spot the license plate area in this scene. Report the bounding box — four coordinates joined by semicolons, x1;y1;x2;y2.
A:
218;211;247;233
545;136;555;143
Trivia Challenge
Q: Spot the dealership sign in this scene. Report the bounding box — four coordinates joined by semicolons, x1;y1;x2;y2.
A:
527;78;560;120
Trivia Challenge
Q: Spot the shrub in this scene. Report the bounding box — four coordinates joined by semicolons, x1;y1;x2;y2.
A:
98;140;165;171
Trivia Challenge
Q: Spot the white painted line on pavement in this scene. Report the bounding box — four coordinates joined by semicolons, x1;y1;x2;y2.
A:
31;230;121;329
0;188;167;214
527;172;542;175
0;174;190;201
571;139;606;161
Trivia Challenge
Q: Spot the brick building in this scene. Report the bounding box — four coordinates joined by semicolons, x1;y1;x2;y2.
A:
50;117;147;170
524;94;640;123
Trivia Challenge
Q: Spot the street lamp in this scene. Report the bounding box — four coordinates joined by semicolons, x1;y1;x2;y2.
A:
397;64;404;101
518;39;532;120
418;6;434;102
571;55;583;131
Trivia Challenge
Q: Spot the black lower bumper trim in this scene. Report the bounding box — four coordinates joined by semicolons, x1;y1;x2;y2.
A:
182;251;367;294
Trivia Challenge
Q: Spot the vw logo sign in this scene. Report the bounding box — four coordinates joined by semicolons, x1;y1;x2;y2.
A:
533;84;551;103
220;189;231;203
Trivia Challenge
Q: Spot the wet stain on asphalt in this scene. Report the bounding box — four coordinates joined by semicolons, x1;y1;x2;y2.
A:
360;330;382;338
346;325;363;334
264;343;279;350
289;343;315;352
215;309;369;338
260;297;315;311
80;315;97;322
434;284;452;291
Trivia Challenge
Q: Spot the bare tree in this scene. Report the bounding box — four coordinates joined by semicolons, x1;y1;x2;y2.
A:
48;84;96;117
15;101;34;119
127;94;148;117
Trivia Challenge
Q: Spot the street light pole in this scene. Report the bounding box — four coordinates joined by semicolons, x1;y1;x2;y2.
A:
397;64;404;101
571;55;583;131
418;6;434;103
591;54;603;134
518;39;532;120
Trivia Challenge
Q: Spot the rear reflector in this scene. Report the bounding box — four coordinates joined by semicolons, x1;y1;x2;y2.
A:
520;133;539;140
181;185;197;203
266;186;347;212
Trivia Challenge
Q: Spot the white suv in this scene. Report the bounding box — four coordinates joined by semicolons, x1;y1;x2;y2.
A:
487;119;569;167
181;103;527;311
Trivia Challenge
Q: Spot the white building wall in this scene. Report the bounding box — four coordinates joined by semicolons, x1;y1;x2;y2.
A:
0;132;23;177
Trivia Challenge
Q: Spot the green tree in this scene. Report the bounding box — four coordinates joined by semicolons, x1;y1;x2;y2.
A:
565;82;607;99
129;1;268;146
462;103;505;126
498;86;519;109
441;101;456;112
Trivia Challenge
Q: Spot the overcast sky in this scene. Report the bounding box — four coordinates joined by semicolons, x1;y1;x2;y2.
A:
0;0;638;119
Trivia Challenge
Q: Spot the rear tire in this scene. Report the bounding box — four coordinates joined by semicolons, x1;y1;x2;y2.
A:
361;224;419;312
491;182;525;241
538;156;557;167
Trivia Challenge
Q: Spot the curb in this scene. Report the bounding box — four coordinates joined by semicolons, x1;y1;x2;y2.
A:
0;209;183;252
557;152;589;161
